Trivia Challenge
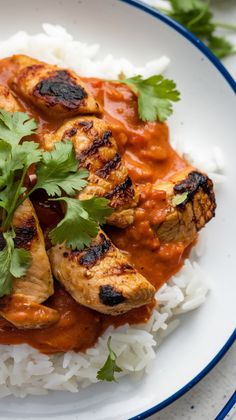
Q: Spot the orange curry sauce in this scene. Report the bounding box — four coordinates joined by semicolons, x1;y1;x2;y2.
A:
0;59;190;353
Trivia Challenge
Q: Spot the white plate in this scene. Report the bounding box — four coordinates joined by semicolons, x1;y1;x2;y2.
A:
0;0;235;418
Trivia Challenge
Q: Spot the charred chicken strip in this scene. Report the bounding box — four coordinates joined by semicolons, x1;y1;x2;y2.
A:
10;54;101;118
11;199;54;302
0;199;59;329
153;169;216;244
48;231;155;315
0;88;58;327
0;88;59;329
43;116;139;228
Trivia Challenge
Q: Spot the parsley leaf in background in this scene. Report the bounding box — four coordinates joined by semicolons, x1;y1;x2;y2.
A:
34;141;88;196
207;36;235;59
96;337;122;382
121;75;180;122
49;196;113;250
171;0;205;12
156;0;236;59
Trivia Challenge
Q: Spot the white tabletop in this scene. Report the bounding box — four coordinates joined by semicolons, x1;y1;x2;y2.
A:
141;1;236;419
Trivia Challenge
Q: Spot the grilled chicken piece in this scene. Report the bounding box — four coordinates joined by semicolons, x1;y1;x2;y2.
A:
153;169;216;244
43;117;138;228
0;85;21;112
11;199;54;302
48;231;155;315
0;295;59;329
10;54;101;118
0;199;59;329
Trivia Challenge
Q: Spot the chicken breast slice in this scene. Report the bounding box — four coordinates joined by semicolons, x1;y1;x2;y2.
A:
43;117;139;228
0;199;59;329
153;169;216;244
0;85;21;112
0;295;59;329
48;231;155;315
10;54;101;118
11;199;54;302
0;87;59;329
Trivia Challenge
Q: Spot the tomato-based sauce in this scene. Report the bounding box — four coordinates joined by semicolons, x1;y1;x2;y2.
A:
0;58;191;354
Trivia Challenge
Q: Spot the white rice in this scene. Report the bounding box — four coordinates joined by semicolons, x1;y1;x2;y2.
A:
0;25;222;398
0;23;170;79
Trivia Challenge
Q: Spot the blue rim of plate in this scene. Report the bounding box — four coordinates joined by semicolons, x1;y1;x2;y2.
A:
117;0;236;418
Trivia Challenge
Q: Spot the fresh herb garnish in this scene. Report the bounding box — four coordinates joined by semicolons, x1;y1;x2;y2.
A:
96;337;122;382
207;36;235;60
32;141;88;197
0;110;39;297
49;197;113;250
156;0;236;59
0;110;37;144
0;231;31;297
120;75;180;122
172;191;188;206
0;109;112;297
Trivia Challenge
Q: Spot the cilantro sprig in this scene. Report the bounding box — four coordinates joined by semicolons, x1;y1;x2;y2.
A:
156;0;236;59
0;109;112;298
49;197;113;250
34;142;88;197
96;337;122;382
0;231;31;297
0;110;39;297
120;75;180;122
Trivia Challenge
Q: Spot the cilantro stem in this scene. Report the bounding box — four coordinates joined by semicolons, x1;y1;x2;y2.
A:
3;166;28;230
213;22;236;31
14;185;37;212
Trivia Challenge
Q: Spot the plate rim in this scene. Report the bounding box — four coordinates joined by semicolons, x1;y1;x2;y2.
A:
116;0;236;418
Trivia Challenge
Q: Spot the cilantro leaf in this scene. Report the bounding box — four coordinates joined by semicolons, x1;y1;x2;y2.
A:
0;180;23;213
0;110;37;145
0;111;40;234
96;337;122;382
121;75;180;122
0;231;15;297
79;197;113;225
0;139;11;167
35;141;88;196
0;140;12;189
172;192;188;206
0;231;32;297
49;196;113;250
10;248;32;278
12;141;42;170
